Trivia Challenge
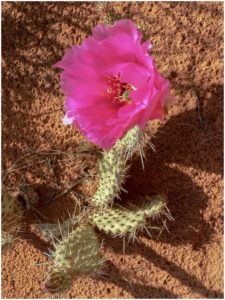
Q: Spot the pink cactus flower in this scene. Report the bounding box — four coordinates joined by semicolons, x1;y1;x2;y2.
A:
56;19;171;149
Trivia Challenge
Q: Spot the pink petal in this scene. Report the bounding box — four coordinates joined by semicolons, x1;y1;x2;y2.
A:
55;19;171;149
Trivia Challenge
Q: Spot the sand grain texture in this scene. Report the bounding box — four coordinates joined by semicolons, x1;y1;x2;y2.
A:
2;2;224;299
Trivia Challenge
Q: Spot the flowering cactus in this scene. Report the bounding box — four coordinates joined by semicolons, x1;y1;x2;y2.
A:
44;19;173;293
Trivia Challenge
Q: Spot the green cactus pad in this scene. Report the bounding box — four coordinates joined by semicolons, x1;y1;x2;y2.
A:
90;195;166;237
114;126;141;155
53;224;103;275
91;126;141;208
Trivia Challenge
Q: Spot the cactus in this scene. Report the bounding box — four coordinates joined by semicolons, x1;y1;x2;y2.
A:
44;127;172;293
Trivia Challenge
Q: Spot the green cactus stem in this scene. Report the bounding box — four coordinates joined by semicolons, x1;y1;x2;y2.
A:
90;195;166;238
90;126;146;208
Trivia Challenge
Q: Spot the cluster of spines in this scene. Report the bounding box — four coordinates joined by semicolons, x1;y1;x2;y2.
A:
37;208;84;242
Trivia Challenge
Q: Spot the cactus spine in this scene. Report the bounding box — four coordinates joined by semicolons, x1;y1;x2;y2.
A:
37;214;80;241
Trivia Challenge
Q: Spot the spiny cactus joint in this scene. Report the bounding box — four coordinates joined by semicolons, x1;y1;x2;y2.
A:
90;195;166;237
91;126;143;208
52;224;104;275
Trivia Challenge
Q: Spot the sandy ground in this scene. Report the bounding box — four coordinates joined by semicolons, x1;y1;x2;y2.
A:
2;1;224;299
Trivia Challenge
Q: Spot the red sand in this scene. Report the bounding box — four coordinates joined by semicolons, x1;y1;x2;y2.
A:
2;2;223;298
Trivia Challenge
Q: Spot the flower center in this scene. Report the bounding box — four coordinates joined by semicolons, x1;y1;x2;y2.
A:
106;74;133;105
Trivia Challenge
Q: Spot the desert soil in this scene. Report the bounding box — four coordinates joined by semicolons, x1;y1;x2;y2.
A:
2;1;224;299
